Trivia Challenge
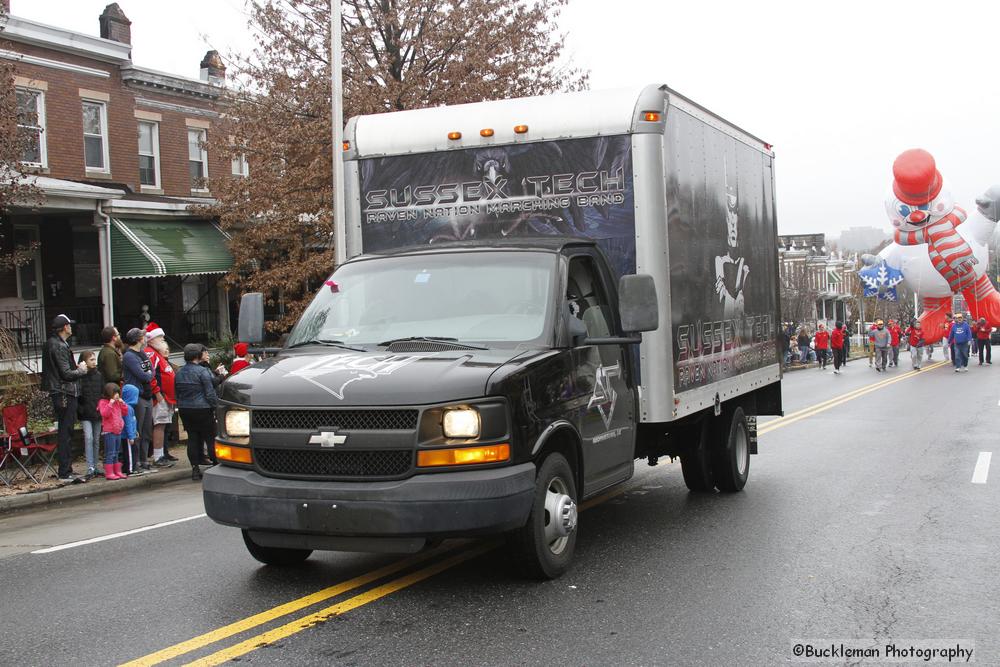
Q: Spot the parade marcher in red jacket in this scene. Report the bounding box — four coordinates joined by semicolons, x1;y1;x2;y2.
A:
887;319;902;367
830;321;846;374
814;323;830;370
903;320;925;370
974;317;992;365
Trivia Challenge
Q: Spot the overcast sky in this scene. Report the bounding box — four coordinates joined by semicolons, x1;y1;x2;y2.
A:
12;0;1000;237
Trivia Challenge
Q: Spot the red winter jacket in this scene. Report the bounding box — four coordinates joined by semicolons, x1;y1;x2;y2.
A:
146;347;175;405
974;323;992;340
830;328;844;349
904;326;924;347
888;325;901;346
98;398;128;435
814;330;830;349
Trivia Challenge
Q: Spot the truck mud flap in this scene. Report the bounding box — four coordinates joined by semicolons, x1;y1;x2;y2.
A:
746;415;758;455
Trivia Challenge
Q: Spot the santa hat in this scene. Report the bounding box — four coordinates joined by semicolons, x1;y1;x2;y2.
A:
234;342;249;358
145;321;165;341
892;149;943;205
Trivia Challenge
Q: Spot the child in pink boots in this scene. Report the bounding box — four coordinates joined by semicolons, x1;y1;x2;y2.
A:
97;383;129;480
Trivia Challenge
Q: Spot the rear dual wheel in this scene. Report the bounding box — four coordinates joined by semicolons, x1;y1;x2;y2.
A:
712;406;750;492
680;407;750;493
680;418;714;492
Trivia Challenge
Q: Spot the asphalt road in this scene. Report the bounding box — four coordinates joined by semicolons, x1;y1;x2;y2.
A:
1;357;996;666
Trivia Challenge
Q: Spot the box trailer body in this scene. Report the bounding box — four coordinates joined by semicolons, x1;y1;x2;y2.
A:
204;84;782;578
342;84;782;422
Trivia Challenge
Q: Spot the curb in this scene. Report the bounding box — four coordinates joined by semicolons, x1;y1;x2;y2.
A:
0;467;193;514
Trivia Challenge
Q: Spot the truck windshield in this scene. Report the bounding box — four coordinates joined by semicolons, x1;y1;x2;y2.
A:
285;251;556;348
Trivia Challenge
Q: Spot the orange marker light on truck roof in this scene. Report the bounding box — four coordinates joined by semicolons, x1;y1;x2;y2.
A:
513;125;529;134
480;128;495;137
447;131;462;140
342;140;350;151
642;111;661;122
417;444;510;467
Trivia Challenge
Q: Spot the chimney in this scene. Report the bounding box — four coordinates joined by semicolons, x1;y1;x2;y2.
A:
99;3;131;44
200;50;226;85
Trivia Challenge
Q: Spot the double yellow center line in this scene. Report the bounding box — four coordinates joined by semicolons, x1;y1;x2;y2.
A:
123;363;942;666
758;360;947;435
123;483;630;667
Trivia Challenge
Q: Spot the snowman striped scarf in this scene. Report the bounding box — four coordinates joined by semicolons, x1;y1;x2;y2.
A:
893;207;977;292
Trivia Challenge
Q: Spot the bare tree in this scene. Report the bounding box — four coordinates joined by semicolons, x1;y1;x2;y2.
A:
0;7;43;272
203;0;587;331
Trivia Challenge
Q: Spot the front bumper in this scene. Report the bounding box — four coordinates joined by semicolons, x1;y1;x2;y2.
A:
203;463;536;543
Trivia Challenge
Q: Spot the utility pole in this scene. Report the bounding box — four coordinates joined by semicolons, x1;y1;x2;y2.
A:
331;0;347;265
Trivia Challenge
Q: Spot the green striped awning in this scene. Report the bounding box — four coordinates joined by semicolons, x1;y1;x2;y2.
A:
826;268;841;283
111;218;233;279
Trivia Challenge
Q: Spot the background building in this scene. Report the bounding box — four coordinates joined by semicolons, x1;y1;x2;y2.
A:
779;233;858;328
1;2;238;358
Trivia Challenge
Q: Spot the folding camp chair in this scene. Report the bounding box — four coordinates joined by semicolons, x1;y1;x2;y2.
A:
0;405;41;486
1;405;57;484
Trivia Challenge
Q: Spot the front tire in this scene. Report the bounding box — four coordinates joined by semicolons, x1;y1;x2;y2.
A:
242;530;312;566
508;453;578;580
712;406;750;492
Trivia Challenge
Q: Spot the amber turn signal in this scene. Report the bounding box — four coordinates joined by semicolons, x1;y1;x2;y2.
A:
215;442;253;464
417;443;510;467
342;140;350;151
480;128;495;137
642;111;661;122
513;124;529;134
447;131;462;140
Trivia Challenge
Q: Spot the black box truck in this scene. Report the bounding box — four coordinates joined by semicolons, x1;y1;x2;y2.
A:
203;84;783;578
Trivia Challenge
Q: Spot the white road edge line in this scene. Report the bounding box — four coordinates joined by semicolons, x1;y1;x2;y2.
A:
971;452;992;485
31;513;207;554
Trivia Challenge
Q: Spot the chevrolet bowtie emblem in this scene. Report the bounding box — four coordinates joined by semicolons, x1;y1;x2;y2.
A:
309;431;347;448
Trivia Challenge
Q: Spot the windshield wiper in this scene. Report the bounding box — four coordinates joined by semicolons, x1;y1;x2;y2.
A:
287;338;366;351
377;336;487;350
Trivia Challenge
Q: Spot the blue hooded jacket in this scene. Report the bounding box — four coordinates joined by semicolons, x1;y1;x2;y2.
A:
122;384;139;440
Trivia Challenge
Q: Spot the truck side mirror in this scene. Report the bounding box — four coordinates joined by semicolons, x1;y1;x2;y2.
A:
238;293;265;344
619;274;658;333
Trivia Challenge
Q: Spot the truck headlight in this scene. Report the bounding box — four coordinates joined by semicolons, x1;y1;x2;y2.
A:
225;409;251;438
442;407;481;439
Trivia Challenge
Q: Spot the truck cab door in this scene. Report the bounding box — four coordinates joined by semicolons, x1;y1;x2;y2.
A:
565;254;636;495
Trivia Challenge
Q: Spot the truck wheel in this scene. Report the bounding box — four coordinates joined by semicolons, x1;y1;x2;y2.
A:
241;530;312;566
509;453;578;580
712;406;750;492
680;419;715;492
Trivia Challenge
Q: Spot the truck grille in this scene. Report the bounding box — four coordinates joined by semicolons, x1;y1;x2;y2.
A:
255;448;413;478
252;409;418;431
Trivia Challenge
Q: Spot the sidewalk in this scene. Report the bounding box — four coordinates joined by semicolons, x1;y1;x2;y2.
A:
0;446;206;514
784;350;869;372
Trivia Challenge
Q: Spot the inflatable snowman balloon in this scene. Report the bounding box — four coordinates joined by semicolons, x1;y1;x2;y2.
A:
878;149;1000;343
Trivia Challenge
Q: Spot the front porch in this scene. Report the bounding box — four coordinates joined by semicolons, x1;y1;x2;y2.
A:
1;180;235;366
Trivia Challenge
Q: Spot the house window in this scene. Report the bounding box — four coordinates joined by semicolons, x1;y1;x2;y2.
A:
137;121;160;187
231;153;249;177
16;88;47;167
82;100;109;171
188;128;208;190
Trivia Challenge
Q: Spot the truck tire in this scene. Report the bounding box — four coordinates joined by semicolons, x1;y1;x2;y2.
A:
712;406;750;492
680;419;715;492
508;453;578;580
242;530;312;566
